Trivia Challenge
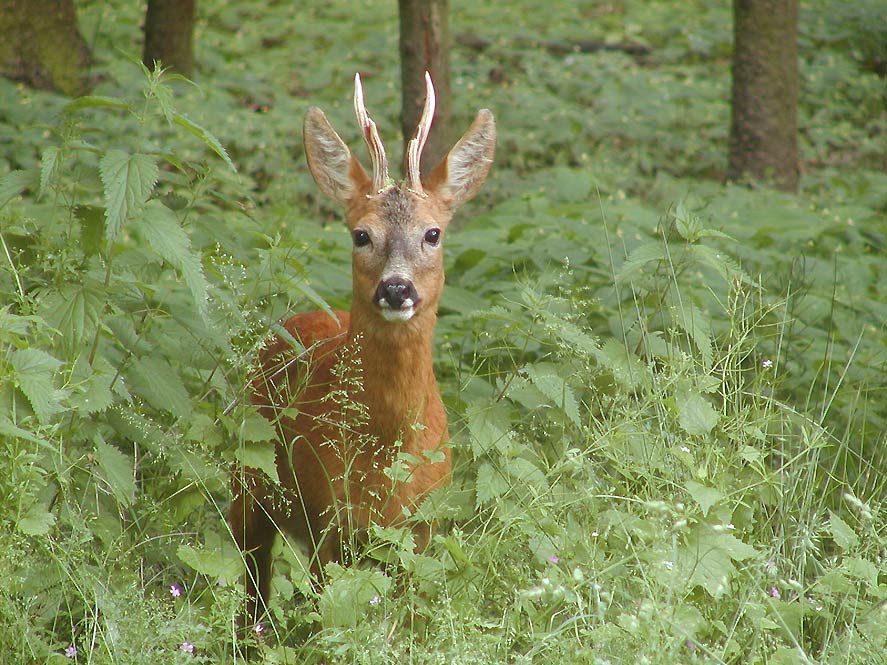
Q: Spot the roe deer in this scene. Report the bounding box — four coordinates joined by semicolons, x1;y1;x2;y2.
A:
228;72;496;623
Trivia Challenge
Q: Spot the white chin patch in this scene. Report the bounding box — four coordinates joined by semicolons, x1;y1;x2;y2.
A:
379;307;415;322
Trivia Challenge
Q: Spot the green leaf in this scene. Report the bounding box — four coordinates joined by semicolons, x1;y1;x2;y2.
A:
99;150;159;244
62;95;131;115
11;348;64;423
828;510;859;551
524;362;581;427
39;146;60;198
233;440;280;484
94;438;136;507
678;528;758;598
16;505;56;536
0;169;37;208
615;241;667;283
317;567;392;628
465;402;513;457
128;356;191;419
172;112;237;172
177;543;242;582
842;556;878;586
139;200;209;316
240;410;277;443
676;391;719;436
685;480;724;517
670;302;713;368
475;462;510;507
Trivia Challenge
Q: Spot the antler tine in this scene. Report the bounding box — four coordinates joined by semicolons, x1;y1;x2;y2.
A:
406;71;436;195
354;73;390;193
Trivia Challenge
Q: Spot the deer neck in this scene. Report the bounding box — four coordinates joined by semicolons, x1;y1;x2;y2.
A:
346;305;439;443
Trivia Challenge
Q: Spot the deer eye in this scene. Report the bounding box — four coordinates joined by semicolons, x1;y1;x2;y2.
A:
352;229;371;247
424;228;441;246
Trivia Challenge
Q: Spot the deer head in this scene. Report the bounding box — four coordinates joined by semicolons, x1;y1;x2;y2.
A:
303;73;496;327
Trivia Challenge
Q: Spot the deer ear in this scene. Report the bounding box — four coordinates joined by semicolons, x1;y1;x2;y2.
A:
425;109;496;207
304;107;370;204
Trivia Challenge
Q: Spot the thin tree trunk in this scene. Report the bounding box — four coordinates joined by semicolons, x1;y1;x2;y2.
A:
398;0;452;174
143;0;196;78
0;0;92;96
727;0;799;192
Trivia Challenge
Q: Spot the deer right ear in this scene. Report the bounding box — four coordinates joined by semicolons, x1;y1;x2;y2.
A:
303;107;370;204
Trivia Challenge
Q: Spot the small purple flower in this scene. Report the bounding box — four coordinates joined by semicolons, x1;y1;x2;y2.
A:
179;641;195;653
768;586;781;599
170;583;182;598
65;645;77;658
547;554;560;564
685;640;696;652
253;623;264;635
761;359;773;369
369;595;381;605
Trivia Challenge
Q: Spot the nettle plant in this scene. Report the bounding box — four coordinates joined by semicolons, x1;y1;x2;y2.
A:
0;63;289;654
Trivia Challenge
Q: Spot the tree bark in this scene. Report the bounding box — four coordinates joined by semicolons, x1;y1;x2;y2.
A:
727;0;799;192
398;0;452;175
0;0;92;96
143;0;196;78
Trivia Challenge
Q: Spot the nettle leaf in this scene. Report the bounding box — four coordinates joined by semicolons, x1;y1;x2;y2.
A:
16;505;56;536
596;339;647;391
679;527;758;598
466;402;514;457
524;362;581;427
240;410;277;443
172;112;237;172
38;281;104;353
676;390;719;436
670;302;713;368
69;356;115;415
39;146;61;198
0;169;37;208
94;438;136;507
140;200;209;316
615;241;667;283
99;150;159;245
475;462;510;507
233;440;280;484
11;348;64;423
128;356;191;419
318;566;392;628
685;480;724;517
177;543;242;582
828;510;859;551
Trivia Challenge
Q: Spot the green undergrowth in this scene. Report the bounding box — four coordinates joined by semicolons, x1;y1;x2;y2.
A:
0;0;884;662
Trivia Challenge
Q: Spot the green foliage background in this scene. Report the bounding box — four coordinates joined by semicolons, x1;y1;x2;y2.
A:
0;0;885;662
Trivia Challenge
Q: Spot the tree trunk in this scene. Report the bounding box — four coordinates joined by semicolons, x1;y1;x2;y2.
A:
0;0;92;96
398;0;452;174
143;0;196;78
727;0;799;192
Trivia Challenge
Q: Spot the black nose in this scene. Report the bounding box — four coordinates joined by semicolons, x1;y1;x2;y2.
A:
374;277;420;310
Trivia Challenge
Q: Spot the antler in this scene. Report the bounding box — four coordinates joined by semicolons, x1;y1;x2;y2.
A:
405;72;435;195
354;73;390;193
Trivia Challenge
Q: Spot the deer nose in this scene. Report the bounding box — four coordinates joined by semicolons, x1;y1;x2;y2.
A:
374;277;420;310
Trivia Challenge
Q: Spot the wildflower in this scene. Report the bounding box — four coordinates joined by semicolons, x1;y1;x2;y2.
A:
768;586;781;599
179;641;195;653
65;645;77;658
253;623;264;635
547;554;560;564
680;445;691;453
761;359;773;369
685;640;696;653
369;595;381;605
169;583;182;598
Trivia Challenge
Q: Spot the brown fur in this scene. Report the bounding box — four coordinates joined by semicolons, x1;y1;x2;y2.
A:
228;88;495;625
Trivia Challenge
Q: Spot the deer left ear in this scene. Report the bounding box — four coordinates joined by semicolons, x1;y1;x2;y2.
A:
425;109;496;208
